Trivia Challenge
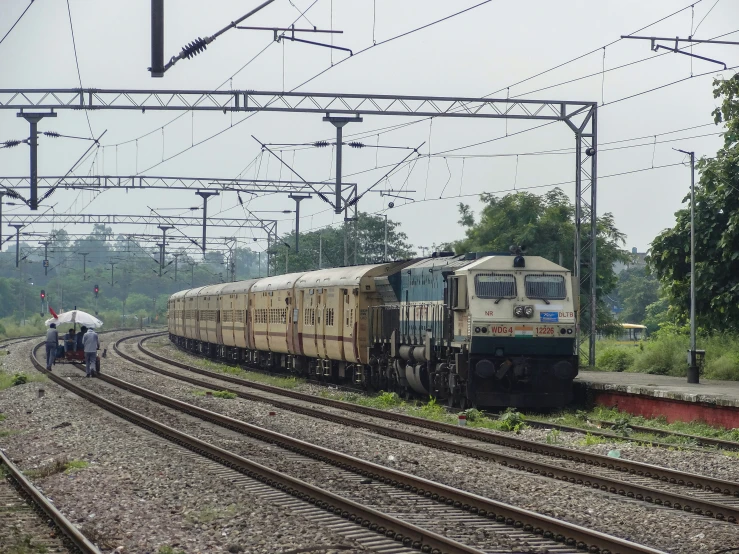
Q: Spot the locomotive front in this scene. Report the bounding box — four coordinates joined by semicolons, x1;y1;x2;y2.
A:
449;253;578;408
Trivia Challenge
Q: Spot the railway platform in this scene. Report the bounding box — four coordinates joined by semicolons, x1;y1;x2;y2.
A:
575;371;739;429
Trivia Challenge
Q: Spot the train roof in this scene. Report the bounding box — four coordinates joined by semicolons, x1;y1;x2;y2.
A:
295;263;388;289
459;255;569;273
198;283;229;297
183;286;208;298
250;271;307;292
220;279;261;295
403;255;473;271
169;289;189;300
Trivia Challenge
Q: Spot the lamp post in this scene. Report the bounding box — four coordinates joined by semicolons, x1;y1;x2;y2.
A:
676;148;699;384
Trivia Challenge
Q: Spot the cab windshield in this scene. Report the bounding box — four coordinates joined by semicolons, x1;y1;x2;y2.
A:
475;273;516;299
524;274;566;300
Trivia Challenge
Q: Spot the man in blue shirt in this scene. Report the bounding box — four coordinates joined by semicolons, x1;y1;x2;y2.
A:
81;327;99;377
45;323;58;370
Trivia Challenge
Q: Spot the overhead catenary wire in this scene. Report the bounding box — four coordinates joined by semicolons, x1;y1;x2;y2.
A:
66;0;94;140
0;0;35;47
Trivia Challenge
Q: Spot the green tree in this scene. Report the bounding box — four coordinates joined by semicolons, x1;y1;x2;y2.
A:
649;74;739;330
453;188;629;318
613;266;660;324
270;212;415;275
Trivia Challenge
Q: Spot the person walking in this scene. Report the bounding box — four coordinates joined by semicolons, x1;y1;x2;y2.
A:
81;327;99;377
45;323;59;371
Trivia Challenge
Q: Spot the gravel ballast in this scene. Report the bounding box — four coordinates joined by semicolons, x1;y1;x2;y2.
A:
101;336;739;554
0;334;368;553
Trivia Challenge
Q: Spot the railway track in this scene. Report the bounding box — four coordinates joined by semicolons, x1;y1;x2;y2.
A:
54;334;674;554
523;417;739;452
145;333;739;454
33;340;668;554
0;448;101;554
122;334;739;524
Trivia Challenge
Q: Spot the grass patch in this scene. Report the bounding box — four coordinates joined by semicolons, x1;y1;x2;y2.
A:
594;332;739;380
0;372;46;391
25;458;88;479
185;503;238;525
0;429;20;438
0;413;6;421
536;405;739;446
577;433;612;446
192;389;237;399
4;534;49;553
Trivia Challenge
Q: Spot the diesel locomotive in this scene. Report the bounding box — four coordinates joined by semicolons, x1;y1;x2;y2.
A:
168;251;579;408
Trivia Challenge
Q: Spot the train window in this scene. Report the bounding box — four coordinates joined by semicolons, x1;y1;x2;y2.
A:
524;274;567;299
475;273;516;299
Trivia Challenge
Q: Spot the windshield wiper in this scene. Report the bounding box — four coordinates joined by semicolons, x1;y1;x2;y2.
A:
529;297;551;305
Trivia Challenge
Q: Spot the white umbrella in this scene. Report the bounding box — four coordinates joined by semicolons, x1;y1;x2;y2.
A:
45;310;103;328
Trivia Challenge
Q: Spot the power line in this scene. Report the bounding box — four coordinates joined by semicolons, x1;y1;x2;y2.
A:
105;1;322;149
694;0;721;35
0;0;34;47
65;0;94;139
110;0;496;176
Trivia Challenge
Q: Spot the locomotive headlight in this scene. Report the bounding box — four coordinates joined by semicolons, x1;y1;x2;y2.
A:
513;306;524;318
523;305;534;318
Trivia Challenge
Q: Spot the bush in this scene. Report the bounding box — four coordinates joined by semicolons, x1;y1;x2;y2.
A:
631;333;687;376
596;348;635;372
704;352;739;380
11;373;28;386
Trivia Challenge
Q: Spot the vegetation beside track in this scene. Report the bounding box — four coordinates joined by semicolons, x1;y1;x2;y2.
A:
595;331;739;380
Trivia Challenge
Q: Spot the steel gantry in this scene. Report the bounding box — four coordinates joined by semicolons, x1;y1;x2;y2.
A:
2;212;276;230
0;87;598;364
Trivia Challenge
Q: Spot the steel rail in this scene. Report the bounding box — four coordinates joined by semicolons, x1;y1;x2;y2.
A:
119;336;739;523
27;342;486;554
139;336;739;500
524;418;739;452
80;349;667;554
0;449;102;554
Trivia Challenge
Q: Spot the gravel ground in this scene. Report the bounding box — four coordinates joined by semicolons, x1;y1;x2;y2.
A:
149;337;739;485
67;362;561;554
0;333;368;554
104;338;739;554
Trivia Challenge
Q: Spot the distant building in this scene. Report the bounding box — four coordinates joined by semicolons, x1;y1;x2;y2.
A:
614;246;647;274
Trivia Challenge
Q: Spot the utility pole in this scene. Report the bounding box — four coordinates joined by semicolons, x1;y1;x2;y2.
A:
10;224;23;268
284;243;290;274
16;111;56;210
108;261;117;287
0;191;5;246
80;252;89;280
288;194;311;253
318;231;322;269
187;261;195;287
383;214;388;262
150;0;165;77
172;253;181;282
157;225;173;276
38;240;50;275
195;191;218;253
323;114;362;214
676;148;699;384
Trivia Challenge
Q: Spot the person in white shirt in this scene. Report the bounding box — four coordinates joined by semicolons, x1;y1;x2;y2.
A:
81;327;99;377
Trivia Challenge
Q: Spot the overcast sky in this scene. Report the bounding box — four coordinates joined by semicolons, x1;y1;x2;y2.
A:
1;0;737;261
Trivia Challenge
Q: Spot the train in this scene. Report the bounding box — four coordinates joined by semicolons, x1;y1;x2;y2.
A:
167;250;579;408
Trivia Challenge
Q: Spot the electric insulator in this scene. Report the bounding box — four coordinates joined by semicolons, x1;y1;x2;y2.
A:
347;141;365;148
238;193;244;205
43;131;61;138
182;37;208;59
2;140;22;148
313;141;329;148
